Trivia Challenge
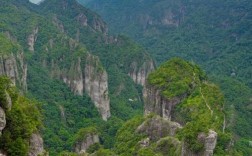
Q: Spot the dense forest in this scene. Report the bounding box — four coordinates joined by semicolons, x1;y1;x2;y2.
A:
0;0;251;155
79;0;252;154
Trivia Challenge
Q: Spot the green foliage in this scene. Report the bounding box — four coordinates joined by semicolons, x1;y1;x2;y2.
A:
93;148;116;156
0;77;42;156
73;127;98;144
0;33;19;55
148;58;206;98
82;1;252;155
114;116;145;155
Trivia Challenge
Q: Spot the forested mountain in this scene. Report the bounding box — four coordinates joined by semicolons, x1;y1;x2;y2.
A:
0;0;154;155
0;0;251;155
79;0;252;154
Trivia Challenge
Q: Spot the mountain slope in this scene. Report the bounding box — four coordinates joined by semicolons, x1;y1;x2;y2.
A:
0;0;154;155
79;0;252;153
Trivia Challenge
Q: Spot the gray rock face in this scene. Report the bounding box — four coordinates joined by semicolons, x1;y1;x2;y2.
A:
74;134;99;154
28;133;44;156
0;52;27;91
143;84;186;120
0;107;6;136
204;130;217;156
85;54;110;121
128;59;155;86
136;116;182;141
51;52;110;121
27;27;39;52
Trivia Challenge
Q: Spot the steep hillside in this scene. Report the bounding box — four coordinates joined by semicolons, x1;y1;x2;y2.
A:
0;76;45;156
0;0;154;155
80;0;252;153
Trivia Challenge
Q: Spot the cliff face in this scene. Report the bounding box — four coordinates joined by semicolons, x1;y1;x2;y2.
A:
27;27;39;52
143;85;186;120
74;133;99;154
48;38;111;121
84;54;110;121
128;59;155;86
0;52;27;91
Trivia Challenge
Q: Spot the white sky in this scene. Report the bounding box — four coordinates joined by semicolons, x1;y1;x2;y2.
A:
29;0;43;4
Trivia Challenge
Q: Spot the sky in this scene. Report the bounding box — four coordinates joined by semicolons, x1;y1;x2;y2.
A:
29;0;43;4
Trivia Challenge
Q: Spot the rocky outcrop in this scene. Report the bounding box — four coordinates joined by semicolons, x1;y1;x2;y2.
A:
28;133;45;156
181;130;218;156
136;116;182;141
0;107;6;136
0;52;27;91
128;59;155;86
84;54;110;121
204;130;218;156
51;52;110;121
74;133;99;154
77;13;88;27
27;27;39;52
143;84;186;120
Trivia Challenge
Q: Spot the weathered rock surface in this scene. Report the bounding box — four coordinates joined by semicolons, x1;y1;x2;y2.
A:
27;27;39;52
0;107;6;136
50;52;110;121
85;54;110;121
204;130;218;156
28;133;45;156
143;84;186;120
136;116;182;141
0;52;27;91
128;59;155;86
181;130;218;156
74;133;99;154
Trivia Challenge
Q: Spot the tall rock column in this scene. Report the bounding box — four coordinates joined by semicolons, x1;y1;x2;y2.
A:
84;54;110;121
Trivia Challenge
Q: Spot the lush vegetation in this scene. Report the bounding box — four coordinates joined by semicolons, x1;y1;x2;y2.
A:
0;76;42;156
0;0;151;155
81;0;252;154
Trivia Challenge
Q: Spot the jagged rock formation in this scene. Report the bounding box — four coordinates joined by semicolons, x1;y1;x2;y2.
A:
140;58;225;155
0;52;27;91
84;54;110;120
0;107;6;136
50;50;111;121
136;116;181;141
128;59;155;86
27;27;39;52
28;133;45;156
74;133;99;154
143;85;186;120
